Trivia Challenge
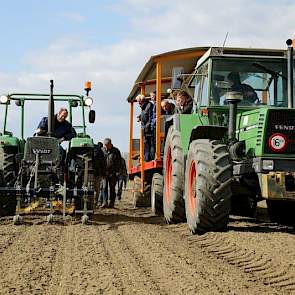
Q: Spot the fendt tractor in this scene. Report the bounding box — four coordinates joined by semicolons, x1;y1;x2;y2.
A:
127;39;295;234
0;80;96;224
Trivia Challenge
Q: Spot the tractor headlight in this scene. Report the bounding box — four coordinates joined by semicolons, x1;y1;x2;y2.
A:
84;96;93;106
0;95;8;104
262;160;274;170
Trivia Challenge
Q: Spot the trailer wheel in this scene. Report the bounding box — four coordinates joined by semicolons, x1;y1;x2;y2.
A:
163;127;185;223
133;176;151;207
151;173;163;215
184;139;232;234
266;200;295;225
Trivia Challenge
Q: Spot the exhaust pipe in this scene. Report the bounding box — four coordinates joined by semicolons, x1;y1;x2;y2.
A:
48;80;54;137
286;39;294;109
225;91;242;142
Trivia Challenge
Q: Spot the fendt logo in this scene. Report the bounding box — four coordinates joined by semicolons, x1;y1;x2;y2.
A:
32;148;52;155
275;125;295;131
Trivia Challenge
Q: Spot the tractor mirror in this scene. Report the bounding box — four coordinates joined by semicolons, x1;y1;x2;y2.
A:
171;67;184;89
89;110;95;123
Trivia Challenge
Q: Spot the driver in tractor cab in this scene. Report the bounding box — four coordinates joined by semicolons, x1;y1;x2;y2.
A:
35;107;76;141
227;72;259;104
35;107;77;162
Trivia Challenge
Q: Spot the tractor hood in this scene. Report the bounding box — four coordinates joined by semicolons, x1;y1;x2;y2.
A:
236;107;295;158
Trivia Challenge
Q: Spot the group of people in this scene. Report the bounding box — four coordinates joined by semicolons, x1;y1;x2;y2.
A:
136;90;193;161
93;138;127;208
36;108;127;209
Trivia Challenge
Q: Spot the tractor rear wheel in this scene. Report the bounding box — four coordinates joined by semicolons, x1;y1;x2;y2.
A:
151;173;163;215
184;139;232;234
0;147;17;186
163;127;185;223
267;200;295;225
0;147;17;217
133;176;151;207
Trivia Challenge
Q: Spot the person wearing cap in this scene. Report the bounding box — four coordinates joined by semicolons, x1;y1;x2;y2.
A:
102;138;122;208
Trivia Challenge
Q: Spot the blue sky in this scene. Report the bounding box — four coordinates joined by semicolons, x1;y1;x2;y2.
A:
0;0;295;151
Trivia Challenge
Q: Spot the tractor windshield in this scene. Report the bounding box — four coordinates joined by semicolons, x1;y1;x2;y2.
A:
210;58;288;107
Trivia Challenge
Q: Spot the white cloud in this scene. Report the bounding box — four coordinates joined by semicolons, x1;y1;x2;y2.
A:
61;12;85;23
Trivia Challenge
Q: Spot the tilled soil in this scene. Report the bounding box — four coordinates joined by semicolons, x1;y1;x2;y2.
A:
0;190;295;295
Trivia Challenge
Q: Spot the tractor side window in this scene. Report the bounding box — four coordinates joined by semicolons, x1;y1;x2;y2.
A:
195;64;209;106
200;75;209;106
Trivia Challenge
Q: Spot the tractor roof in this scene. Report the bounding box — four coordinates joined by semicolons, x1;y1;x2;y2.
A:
127;46;286;102
127;46;209;102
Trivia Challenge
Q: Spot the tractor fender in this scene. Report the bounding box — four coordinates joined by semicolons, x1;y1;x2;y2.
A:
189;125;227;146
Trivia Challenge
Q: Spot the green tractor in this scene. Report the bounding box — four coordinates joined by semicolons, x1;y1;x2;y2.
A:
0;80;96;224
162;39;295;233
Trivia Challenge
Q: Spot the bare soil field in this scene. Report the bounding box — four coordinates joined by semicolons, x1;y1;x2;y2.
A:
0;187;295;295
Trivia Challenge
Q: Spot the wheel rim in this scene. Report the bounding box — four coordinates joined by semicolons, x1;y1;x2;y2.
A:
188;160;197;216
165;146;172;204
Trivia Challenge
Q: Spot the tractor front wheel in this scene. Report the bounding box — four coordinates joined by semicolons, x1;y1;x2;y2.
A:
184;139;232;234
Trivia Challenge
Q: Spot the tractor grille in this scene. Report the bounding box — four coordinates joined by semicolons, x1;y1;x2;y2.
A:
24;137;59;162
264;110;295;154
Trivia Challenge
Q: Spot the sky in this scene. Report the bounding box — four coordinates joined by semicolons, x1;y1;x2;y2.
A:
0;0;294;152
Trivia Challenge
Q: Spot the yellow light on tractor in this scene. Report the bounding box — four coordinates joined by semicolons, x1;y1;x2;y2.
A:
0;95;8;104
84;96;93;106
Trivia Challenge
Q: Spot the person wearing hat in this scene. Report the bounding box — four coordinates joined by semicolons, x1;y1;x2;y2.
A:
102;138;122;208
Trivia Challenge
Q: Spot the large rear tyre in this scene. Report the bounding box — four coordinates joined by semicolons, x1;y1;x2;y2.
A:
0;147;17;217
267;200;295;225
151;173;163;215
163;127;185;223
184;139;232;234
0;147;18;186
0;194;17;217
133;176;151;207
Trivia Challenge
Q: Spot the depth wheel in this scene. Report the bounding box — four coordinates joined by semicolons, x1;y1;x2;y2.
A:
81;215;89;225
13;214;23;225
47;214;54;224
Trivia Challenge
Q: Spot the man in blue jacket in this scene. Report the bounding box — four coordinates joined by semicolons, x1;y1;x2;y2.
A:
35;108;76;142
35;108;76;163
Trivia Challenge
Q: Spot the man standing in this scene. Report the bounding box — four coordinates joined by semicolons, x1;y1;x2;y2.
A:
136;94;153;161
102;138;122;208
93;141;107;207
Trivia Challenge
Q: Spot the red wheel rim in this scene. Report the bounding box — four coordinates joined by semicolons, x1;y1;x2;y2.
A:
188;161;197;215
165;146;172;204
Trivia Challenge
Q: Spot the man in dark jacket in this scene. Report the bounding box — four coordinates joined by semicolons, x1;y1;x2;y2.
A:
175;90;193;114
137;95;153;161
36;108;76;142
36;108;76;164
102;138;122;208
93;142;107;207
